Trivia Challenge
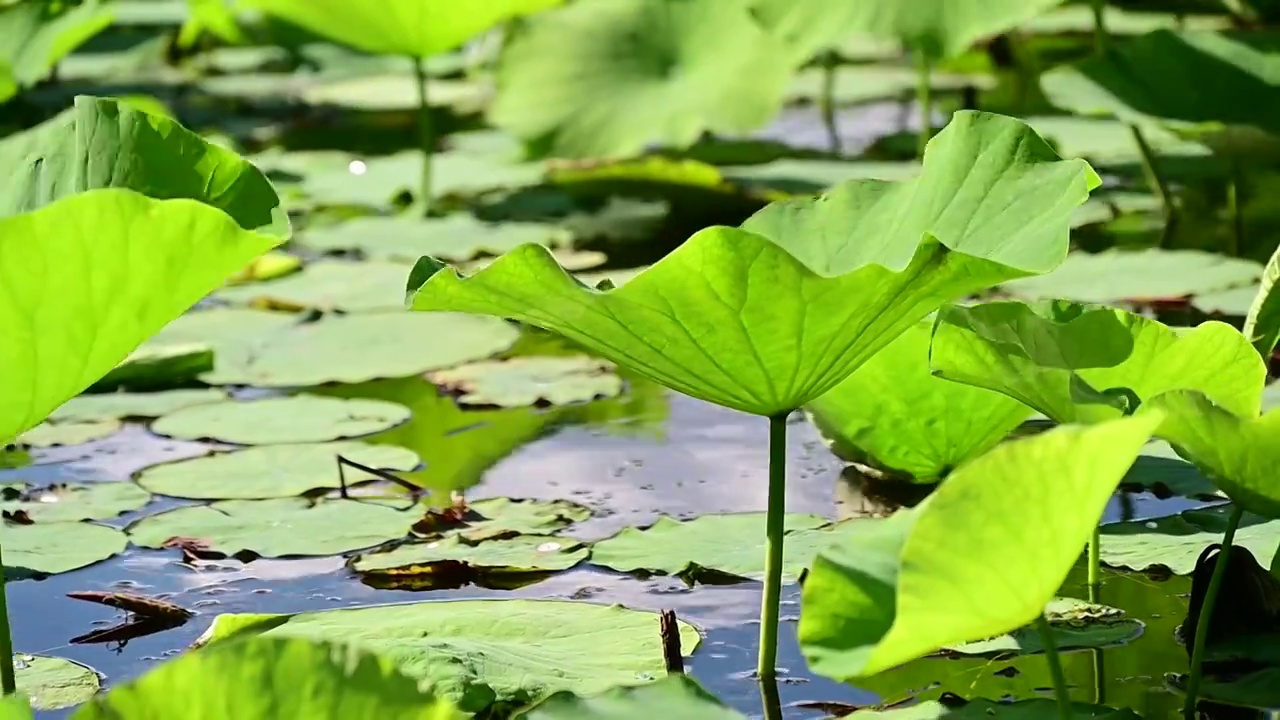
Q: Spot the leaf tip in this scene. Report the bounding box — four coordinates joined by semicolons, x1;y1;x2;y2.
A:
405;256;450;307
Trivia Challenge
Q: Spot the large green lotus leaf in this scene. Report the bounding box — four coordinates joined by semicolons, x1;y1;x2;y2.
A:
848;699;1141;719
0;189;283;446
199;600;701;712
136;441;420;500
590;513;830;583
798;415;1159;679
1002;249;1262;304
150;395;411;445
72;636;465;720
930;300;1265;425
0;481;150;523
427;356;622;408
0;97;287;234
17;654;100;712
298;215;570;264
410;112;1099;416
524;675;743;720
1100;503;1280;575
490;0;792;159
1041;30;1280;154
827;0;1067;59
238;0;559;57
351;534;588;577
1142;390;1280;516
0;0;112;89
2;521;127;577
807;321;1031;482
51;389;229;423
127;497;420;558
1246;242;1280;358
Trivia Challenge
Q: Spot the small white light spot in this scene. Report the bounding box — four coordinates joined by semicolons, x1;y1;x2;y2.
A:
426;541;441;549
348;160;368;176
536;542;561;552
1144;521;1158;529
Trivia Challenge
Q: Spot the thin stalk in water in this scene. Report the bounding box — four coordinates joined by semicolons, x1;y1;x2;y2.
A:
1088;528;1101;603
1036;614;1073;720
759;676;783;720
0;546;15;695
412;55;433;214
1129;124;1176;237
756;412;789;681
916;52;932;158
1182;504;1246;717
818;50;841;153
1089;0;1109;55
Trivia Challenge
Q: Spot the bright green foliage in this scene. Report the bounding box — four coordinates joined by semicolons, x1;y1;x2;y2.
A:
524;675;744;719
238;0;560;57
930;300;1265;424
71;637;465;719
807;321;1031;481
2;521;126;577
0;697;30;720
1143;390;1280;517
831;0;1068;59
1246;245;1280;358
1100;503;1280;574
351;534;588;576
16;654;99;711
0;0;112;96
490;0;792;159
150;395;411;445
199;600;701;712
1041;31;1280;153
799;415;1159;678
0;482;150;523
409;112;1098;416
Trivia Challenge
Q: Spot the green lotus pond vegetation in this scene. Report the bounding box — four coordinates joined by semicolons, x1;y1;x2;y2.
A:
4;0;1280;719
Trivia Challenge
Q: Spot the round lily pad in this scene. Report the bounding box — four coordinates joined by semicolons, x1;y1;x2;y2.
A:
0;482;151;522
15;653;101;710
300;150;543;208
150;395;411;445
590;513;831;582
143;308;300;386
216;260;416;313
1100;504;1280;575
90;342;215;392
1119;441;1222;500
50;389;230;423
524;675;741;720
1002;248;1262;304
299;215;571;264
135;441;420;500
126;498;420;558
2;521;127;577
416;497;594;541
16;419;121;448
199;312;520;388
943;599;1144;657
351;534;588;577
428;357;623;408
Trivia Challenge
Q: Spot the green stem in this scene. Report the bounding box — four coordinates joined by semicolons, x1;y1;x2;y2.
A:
759;676;783;720
0;545;15;696
1037;615;1073;720
1183;504;1246;718
1228;161;1244;257
1129;124;1175;235
412;55;433;214
917;52;932;159
1088;527;1101;603
1090;570;1105;705
1089;0;1109;55
819;51;841;154
756;413;789;681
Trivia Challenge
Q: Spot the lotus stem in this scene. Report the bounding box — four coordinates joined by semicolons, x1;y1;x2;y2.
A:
1129;124;1175;235
819;50;841;153
1183;504;1245;717
1089;0;1109;55
1228;160;1245;257
412;55;433;214
0;545;15;696
916;52;932;159
1088;528;1101;602
756;412;789;682
1036;614;1072;720
759;675;783;720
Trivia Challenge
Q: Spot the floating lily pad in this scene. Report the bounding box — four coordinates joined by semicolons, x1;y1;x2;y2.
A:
1100;503;1280;575
195;312;520;388
15;419;120;448
944;599;1143;657
351;534;588;577
1121;442;1222;500
216;260;417;313
144;309;300;386
89;343;214;392
590;513;829;582
1002;249;1263;303
418;497;593;540
850;699;1141;719
1025;116;1211;165
428;357;622;408
198;599;702;713
135;441;420;500
2;521;127;577
722;159;918;195
127;497;419;558
302;74;489;113
525;675;742;720
51;389;229;423
0;482;150;522
786;65;995;106
15;654;100;711
301;150;544;208
150;396;411;445
298;215;571;264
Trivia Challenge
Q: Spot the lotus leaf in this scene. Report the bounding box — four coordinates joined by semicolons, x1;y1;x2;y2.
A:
1024;116;1210;166
150;395;411;445
723;158;919;195
216;260;422;313
0;0;112;92
198;599;701;712
524;675;743;719
807;320;1031;482
127;497;420;558
300;150;544;208
943;599;1143;657
351;534;588;577
0;482;150;523
1;521;127;577
1246;243;1280;358
409;112;1099;416
1100;503;1280;574
72;637;465;720
238;0;560;57
929;300;1265;424
1002;249;1262;304
785;65;995;107
1142;390;1280;517
143;309;298;386
799;415;1159;678
1121;442;1221;500
830;0;1068;59
136;441;419;500
850;699;1141;719
298;215;570;264
89;343;214;393
51;389;229;423
16;420;120;448
428;357;622;408
16;654;99;711
421;497;593;540
228;251;303;285
490;0;792;159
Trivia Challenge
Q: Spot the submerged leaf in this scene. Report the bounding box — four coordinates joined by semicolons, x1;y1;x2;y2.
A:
799;415;1159;678
409;112;1098;416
